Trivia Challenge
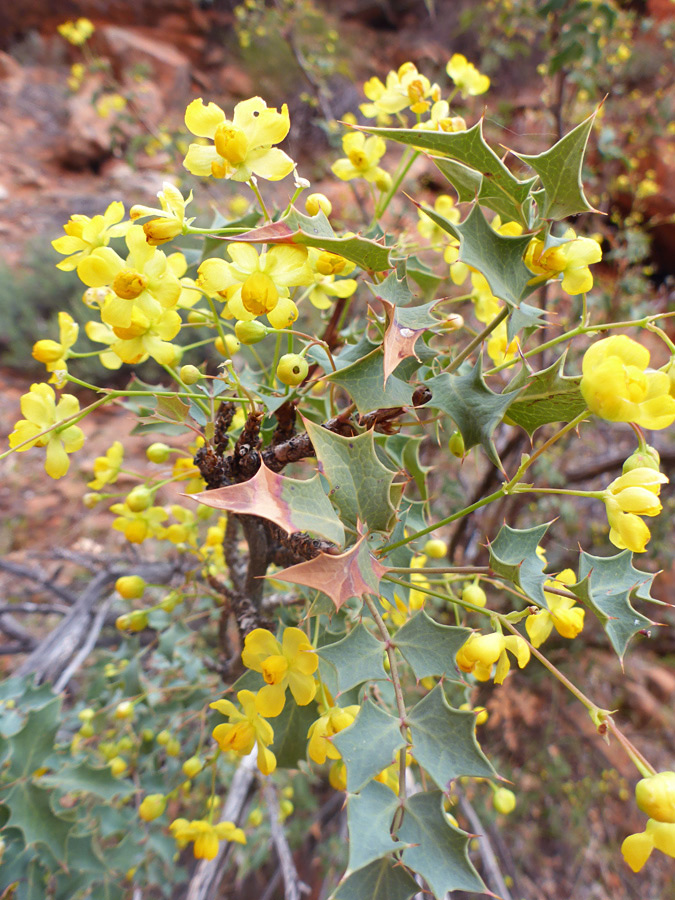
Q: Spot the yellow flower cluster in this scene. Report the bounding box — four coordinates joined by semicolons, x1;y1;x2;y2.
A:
456;631;530;684
57;18;94;46
169;818;245;860
622;772;675;871
525;569;585;647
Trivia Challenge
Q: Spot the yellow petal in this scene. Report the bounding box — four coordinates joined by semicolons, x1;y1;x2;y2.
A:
185;98;225;138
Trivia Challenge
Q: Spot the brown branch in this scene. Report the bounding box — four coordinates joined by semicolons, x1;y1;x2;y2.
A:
262;780;310;900
0;558;76;604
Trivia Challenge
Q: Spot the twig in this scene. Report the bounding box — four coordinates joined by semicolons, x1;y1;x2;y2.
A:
0;603;69;616
54;596;114;693
456;793;514;900
185;750;258;900
0;558;76;604
262;779;309;900
0;613;34;647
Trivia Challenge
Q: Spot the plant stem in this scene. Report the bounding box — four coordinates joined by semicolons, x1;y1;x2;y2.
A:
448;306;509;374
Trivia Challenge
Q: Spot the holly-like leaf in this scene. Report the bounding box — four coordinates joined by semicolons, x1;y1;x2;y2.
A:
41;763;134;801
270;698;319;768
488;522;551;607
156;394;190;424
393;611;471;681
229;209;391;272
346;781;401;873
424;360;520;468
191;461;344;546
333;699;406;793
332;858;419;900
432;156;482;204
365;269;413;307
399;791;486;897
407;685;495;789
2;783;72;860
359;120;535;227
303;418;397;532
506;301;548;343
5;697;60;780
504;354;587;435
453;204;534;306
272;535;388;611
512;110;598;220
568;550;656;662
317;623;386;693
325;347;414;415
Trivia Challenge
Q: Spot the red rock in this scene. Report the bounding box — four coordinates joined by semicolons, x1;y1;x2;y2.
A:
97;25;191;102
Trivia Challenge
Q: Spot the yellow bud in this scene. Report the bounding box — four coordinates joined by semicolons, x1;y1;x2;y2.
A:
126;487;153;512
166;737;181;757
115;575;146;600
143;219;182;246
180;364;202;384
147;442;171;463
32;339;64;364
636;772;675;823
109;756;128;777
305;192;332;216
114;701;134;721
493;787;516;814
157;729;171;746
462;582;487;608
182;756;204;778
139;793;166;821
423;538;447;559
83;492;102;509
214;334;241;356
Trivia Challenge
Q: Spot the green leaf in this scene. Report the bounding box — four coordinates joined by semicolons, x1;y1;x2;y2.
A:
399;791;486;897
233;209;392;272
66;834;108;876
513;110;598;219
424;360;520;467
333;699;406;793
317;623;386;693
193;462;345;546
504;354;587;435
506;301;548;343
360;121;535;227
2;782;72;860
569;550;656;661
452;204;535;306
270;698;319;768
488;522;551;607
407;685;494;789
432;156;482;203
303;418;397;532
394;611;471;681
377;433;429;500
332;857;419;900
325;347;414;415
5;697;60;780
41;763;135;801
346;781;400;873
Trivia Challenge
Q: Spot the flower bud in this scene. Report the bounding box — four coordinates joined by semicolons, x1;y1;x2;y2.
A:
305;192;332;217
78;707;95;722
636;772;675;823
165;737;181;757
234;320;268;345
622;444;661;474
160;591;182;612
114;701;134;721
109;756;128;777
126;487;153;512
182;756;204;778
448;431;465;458
214;334;241;356
423;538;447;559
157;729;171;747
462;581;487;608
79;722;94;738
116;575;146;600
139;793;167;821
493;787;516;815
180;364;202;385
248;807;263;827
146;442;171;463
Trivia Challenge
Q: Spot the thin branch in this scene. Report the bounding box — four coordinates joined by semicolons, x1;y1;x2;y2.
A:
54;596;114;693
0;603;69;616
456;793;514;900
261;780;309;900
0;559;76;604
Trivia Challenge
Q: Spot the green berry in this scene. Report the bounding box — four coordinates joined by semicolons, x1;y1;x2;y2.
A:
234;320;268;345
448;431;465;458
277;353;308;386
493;787;516;815
180;364;202;384
146;442;170;463
126;487;153;512
423;538;447;559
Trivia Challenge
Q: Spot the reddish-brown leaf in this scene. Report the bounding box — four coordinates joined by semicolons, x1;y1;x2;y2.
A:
271;534;389;611
379;297;427;385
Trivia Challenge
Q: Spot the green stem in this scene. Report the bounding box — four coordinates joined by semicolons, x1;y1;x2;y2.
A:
447;306;510;374
375;148;418;220
160;364;209;416
248;178;271;222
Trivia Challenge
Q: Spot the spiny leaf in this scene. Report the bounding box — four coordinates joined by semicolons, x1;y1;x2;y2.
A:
191;461;345;546
2;783;72;861
407;684;495;789
228;209;391;272
488;522;551;607
506;301;548;343
393;610;471;681
272;534;389;611
303;418;398;532
512;110;599;219
317;623;386;693
41;763;135;801
5;697;60;780
325;347;414;415
432;156;482;203
399;791;487;897
270;698;319;768
359;120;535;227
333;698;406;793
424;360;520;468
366;269;413;306
345;781;401;873
332;857;419;900
568;549;656;662
504;354;587;436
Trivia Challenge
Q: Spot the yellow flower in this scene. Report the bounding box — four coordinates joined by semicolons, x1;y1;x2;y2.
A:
414;100;466;134
307;249;357;310
32;312;79;384
169;818;245;860
77;225;182;329
88;441;124;489
110;307;181;366
9;383;85;479
525;569;584;647
580;336;675;429
52;201;127;272
636;771;675;823
183;96;295;182
446;54;490;97
456;631;530;684
84;320;124;370
57;18;94;45
331;132;391;190
621;818;675;872
110;502;168;544
167;252;202;309
197;243;310;323
211;689;277;775
603;467;668;553
486;322;519;364
241;627;318;717
360;62;439;118
307;704;360;764
524;232;602;295
470;273;502;324
130;182;194;245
